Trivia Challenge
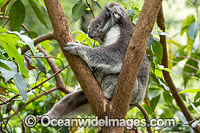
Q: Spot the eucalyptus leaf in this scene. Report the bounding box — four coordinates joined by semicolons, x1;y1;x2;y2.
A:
13;73;28;101
0;35;29;77
180;15;195;36
187;21;199;40
28;0;48;28
9;0;25;31
72;1;85;23
35;57;46;74
183;59;198;86
150;95;160;110
179;89;200;94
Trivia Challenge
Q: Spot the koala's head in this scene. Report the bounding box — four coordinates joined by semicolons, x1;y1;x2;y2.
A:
88;2;126;42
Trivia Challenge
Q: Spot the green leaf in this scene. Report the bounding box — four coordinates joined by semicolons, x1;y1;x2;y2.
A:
167;40;181;48
35;57;46;74
74;31;87;42
187;21;199;40
72;1;85;23
186;36;194;53
194;92;200;102
28;0;48;28
120;2;129;9
0;67;16;82
151;40;163;64
183;59;198;86
0;27;8;33
13;73;28;101
22;31;38;38
0;34;29;77
0;59;17;81
150;95;160;110
155;68;162;78
150;73;169;91
0;61;12;71
163;91;173;105
8;0;25;31
9;31;36;55
180;15;195;36
179;89;200;94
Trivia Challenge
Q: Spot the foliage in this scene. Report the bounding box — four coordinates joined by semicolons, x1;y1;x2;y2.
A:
0;0;199;132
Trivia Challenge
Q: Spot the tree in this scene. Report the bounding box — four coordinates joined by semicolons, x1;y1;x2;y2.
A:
0;0;200;132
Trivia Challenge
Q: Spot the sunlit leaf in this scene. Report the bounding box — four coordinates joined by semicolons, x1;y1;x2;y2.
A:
155;68;162;78
180;15;195;36
179;89;200;94
0;34;29;77
167;40;181;48
9;0;25;31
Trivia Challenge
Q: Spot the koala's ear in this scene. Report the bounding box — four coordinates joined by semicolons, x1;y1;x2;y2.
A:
107;2;125;20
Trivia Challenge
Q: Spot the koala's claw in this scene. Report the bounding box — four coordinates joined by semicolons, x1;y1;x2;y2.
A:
63;42;82;55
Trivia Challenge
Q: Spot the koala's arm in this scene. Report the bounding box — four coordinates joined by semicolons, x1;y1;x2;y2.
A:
64;42;123;73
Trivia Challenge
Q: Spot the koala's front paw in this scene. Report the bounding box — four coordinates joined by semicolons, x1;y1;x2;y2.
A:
63;42;81;55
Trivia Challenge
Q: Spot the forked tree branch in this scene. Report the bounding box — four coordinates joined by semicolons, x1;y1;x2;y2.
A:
44;0;106;118
157;6;200;132
100;0;163;132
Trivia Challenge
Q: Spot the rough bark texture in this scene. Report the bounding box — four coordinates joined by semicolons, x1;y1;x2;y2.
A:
110;0;162;117
157;7;200;132
44;0;106;117
44;0;164;132
101;0;163;132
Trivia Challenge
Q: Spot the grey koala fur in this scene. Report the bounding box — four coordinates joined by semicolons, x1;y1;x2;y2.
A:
44;2;150;119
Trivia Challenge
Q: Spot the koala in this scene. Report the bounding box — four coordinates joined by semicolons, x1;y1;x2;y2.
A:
43;2;150;119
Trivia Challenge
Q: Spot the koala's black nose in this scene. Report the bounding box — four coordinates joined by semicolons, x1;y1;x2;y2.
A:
88;30;94;38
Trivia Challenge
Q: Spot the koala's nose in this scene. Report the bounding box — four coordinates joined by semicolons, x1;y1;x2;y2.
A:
88;30;94;38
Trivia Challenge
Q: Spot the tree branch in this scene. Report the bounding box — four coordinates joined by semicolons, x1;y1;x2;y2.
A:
44;0;106;117
135;103;152;133
0;65;72;106
157;6;200;132
21;33;55;55
3;87;58;120
111;0;162;117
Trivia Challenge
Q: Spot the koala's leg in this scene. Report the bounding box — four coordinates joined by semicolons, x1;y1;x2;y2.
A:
45;90;93;119
64;42;123;74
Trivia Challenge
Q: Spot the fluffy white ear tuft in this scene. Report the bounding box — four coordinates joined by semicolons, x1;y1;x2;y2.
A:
107;2;125;19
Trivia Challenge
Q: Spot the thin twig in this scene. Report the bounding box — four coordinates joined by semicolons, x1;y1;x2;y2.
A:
3;87;58;120
175;56;200;63
0;65;70;106
86;0;95;19
168;59;199;71
134;103;152;133
24;54;65;69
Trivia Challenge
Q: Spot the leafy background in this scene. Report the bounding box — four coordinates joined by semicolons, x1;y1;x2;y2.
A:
0;0;200;132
